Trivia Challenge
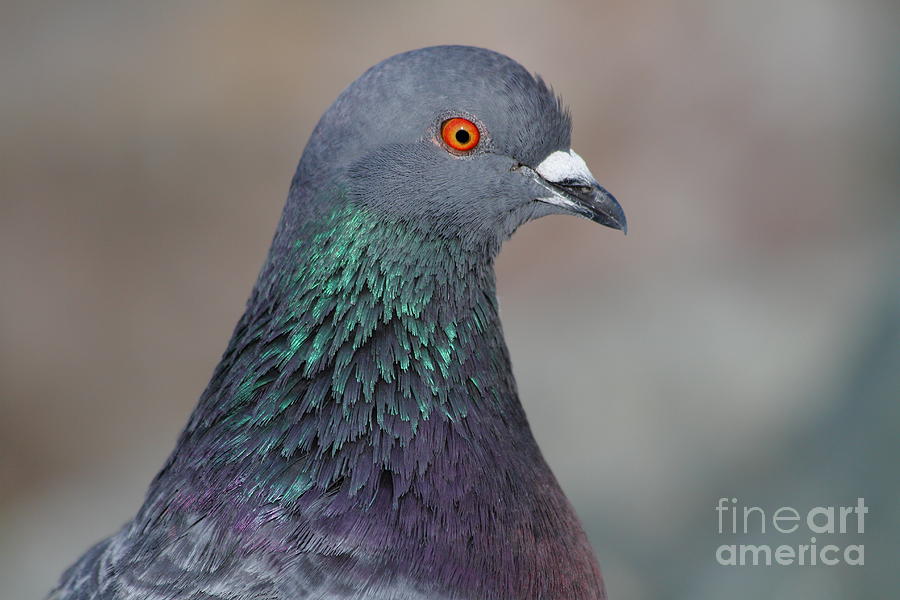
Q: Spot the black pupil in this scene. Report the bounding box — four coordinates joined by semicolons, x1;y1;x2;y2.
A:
455;129;470;145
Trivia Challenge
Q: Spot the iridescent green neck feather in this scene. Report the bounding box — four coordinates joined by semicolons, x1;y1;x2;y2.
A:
152;203;528;509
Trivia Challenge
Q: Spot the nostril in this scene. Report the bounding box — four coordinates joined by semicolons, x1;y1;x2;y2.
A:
555;178;588;189
554;180;593;195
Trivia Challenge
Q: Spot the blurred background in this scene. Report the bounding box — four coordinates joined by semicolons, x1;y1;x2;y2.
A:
1;1;897;598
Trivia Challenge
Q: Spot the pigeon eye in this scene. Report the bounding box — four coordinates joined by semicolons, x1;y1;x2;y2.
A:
441;118;480;153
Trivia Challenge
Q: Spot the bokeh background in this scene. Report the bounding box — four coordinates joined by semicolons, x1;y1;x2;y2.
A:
1;1;897;598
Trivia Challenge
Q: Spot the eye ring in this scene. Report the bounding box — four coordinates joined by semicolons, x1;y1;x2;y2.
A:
441;118;480;153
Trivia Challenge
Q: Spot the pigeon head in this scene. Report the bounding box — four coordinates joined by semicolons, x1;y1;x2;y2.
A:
286;45;625;258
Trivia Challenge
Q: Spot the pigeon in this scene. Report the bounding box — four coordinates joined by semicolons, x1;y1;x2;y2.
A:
49;45;626;600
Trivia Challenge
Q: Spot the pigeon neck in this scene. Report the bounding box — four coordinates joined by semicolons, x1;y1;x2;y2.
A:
160;205;533;506
141;205;603;599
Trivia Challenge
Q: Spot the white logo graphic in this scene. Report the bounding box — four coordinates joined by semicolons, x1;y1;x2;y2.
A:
714;497;867;566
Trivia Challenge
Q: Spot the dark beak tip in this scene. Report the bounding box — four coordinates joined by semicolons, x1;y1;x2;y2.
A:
590;188;627;235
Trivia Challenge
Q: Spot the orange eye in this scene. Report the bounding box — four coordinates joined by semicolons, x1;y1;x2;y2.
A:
441;118;480;152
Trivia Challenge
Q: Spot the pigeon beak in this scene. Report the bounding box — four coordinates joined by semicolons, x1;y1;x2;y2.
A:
532;150;627;233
